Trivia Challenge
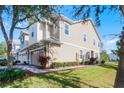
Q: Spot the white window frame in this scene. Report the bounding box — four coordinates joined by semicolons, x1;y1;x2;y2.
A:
64;23;70;35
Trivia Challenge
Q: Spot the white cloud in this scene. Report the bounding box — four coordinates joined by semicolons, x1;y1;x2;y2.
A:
102;37;119;54
105;38;119;46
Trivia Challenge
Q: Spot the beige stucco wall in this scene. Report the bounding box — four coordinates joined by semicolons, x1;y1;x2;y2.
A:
37;22;44;42
50;44;83;62
60;20;100;52
50;42;100;62
28;23;38;45
49;19;101;62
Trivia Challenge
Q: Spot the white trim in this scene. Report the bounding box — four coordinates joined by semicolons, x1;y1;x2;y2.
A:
60;14;73;24
62;41;100;53
29;46;44;52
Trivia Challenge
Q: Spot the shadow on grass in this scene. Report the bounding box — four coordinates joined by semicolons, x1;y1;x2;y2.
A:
37;70;99;88
0;77;33;88
0;68;103;88
99;63;118;70
0;69;100;88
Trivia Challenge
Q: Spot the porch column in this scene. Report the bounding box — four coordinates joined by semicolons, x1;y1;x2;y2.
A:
59;20;61;42
16;52;19;60
44;20;48;40
45;20;50;39
53;24;55;34
27;49;29;64
31;52;33;64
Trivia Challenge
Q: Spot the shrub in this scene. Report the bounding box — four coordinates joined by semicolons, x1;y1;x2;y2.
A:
13;61;17;65
39;56;50;68
80;61;85;65
101;60;105;64
15;60;20;63
90;57;97;64
0;68;26;82
96;61;99;64
51;62;79;68
0;60;17;66
0;59;7;66
84;61;90;65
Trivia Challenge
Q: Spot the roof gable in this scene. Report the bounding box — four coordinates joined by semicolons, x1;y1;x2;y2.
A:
73;19;101;41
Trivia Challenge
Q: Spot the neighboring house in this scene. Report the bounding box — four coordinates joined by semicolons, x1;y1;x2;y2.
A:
16;15;101;66
12;42;20;60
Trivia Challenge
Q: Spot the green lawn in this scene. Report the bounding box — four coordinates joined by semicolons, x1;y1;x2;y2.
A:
0;62;118;88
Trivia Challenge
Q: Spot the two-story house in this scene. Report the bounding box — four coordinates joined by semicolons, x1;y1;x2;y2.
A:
17;14;101;66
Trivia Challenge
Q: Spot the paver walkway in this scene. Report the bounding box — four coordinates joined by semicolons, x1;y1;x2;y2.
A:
0;64;95;74
15;64;91;74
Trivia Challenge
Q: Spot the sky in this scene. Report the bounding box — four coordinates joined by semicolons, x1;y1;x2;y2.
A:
0;5;123;54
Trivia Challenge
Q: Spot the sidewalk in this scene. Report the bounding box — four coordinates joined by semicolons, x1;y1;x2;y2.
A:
15;65;91;74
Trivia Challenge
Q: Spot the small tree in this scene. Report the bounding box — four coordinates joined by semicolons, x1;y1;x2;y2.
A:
0;5;57;69
100;50;110;63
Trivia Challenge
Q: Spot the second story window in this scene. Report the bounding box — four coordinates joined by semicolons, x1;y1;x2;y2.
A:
93;39;95;45
83;34;86;42
55;25;58;32
64;24;69;35
31;32;34;37
20;36;24;44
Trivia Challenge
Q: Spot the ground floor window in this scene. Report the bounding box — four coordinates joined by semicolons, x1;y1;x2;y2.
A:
80;50;83;59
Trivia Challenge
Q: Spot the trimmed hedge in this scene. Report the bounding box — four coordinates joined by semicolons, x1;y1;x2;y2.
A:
0;68;26;82
0;59;7;66
0;60;17;66
80;61;88;65
51;62;79;68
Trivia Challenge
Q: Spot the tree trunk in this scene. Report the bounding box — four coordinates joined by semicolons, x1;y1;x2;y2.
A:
6;41;13;70
114;54;124;87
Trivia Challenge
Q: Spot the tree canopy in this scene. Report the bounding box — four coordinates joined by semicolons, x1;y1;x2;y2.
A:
100;50;110;62
0;5;58;69
0;5;58;43
72;5;123;26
